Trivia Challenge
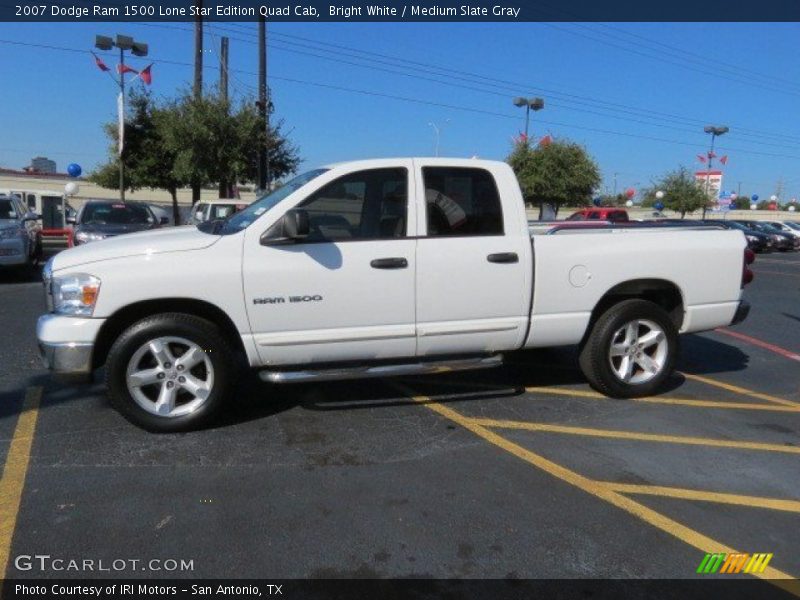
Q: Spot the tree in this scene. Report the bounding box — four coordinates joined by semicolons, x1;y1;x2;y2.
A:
161;89;300;201
507;139;600;218
640;166;709;218
90;88;187;224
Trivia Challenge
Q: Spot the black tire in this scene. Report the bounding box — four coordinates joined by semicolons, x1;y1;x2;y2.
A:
578;299;678;398
105;313;237;432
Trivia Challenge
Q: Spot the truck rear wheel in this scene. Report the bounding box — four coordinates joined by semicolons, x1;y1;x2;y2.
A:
579;299;678;398
105;313;236;432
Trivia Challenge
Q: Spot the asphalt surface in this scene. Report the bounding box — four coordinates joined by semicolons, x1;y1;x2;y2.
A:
0;252;799;585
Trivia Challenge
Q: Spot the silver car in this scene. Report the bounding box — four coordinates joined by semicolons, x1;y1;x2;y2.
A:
0;194;41;269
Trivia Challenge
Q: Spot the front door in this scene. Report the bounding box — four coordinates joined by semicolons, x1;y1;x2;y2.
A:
243;164;417;366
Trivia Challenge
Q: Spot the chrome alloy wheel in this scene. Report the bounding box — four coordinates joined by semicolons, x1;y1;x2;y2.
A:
125;337;214;418
608;319;668;384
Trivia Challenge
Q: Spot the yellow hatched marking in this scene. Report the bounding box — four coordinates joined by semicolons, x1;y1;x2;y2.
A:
471;417;800;455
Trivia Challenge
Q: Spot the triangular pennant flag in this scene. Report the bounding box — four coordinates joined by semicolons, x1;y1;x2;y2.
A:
117;63;139;75
91;52;110;72
719;155;728;165
138;63;153;85
697;154;707;163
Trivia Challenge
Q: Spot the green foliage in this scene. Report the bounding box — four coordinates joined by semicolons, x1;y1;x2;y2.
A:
596;193;628;207
90;85;301;221
731;196;751;210
640;166;710;218
506;139;601;215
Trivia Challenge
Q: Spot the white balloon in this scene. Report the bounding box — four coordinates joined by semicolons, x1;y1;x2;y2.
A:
789;205;797;212
770;195;778;202
655;191;665;200
625;200;633;208
64;182;80;196
750;203;758;210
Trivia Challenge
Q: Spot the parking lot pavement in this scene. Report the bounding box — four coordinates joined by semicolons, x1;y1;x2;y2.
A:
0;253;799;587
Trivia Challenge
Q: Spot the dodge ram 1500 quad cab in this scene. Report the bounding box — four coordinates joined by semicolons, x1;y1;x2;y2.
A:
37;158;752;431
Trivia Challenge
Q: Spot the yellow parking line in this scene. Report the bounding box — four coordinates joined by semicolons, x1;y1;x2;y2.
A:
471;417;800;455
0;387;43;580
680;373;800;408
601;483;800;514
393;383;799;591
524;386;800;413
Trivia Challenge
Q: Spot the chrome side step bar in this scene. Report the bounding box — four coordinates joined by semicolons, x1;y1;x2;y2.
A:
259;355;503;384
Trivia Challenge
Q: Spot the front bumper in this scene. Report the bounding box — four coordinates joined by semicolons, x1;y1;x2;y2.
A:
37;314;105;375
39;341;94;374
730;300;751;326
0;239;28;266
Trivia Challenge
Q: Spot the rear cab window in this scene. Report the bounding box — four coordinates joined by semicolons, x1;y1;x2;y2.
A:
422;167;503;236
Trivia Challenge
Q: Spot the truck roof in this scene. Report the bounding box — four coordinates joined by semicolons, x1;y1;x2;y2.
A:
321;157;508;170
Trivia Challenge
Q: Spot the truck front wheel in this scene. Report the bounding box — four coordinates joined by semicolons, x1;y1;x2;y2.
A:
579;299;678;398
105;313;236;432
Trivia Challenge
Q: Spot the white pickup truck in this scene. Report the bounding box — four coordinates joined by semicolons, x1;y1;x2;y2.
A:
37;158;752;431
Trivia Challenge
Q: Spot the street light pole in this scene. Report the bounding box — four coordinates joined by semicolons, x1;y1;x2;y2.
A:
427;119;449;156
95;34;148;203
512;97;544;145
703;125;728;219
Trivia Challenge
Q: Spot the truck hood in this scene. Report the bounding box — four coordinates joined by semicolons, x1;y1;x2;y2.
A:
53;226;220;271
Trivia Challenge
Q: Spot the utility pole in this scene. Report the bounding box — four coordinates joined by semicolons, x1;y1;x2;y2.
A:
219;36;228;103
257;16;268;193
192;0;203;204
218;36;230;198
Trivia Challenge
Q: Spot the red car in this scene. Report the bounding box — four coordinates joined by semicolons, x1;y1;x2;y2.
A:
567;208;630;222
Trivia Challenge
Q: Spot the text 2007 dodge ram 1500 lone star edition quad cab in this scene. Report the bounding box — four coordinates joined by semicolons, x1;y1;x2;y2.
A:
37;159;753;431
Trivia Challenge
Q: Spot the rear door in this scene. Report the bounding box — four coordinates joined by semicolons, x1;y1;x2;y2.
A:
414;163;531;356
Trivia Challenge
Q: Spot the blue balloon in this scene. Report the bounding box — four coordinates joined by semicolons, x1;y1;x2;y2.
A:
751;194;759;202
592;197;602;207
654;202;665;211
67;163;82;178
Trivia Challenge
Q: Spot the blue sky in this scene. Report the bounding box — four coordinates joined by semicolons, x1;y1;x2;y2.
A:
1;21;800;200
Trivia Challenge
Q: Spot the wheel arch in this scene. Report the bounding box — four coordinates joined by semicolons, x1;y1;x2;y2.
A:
92;298;246;370
580;278;685;348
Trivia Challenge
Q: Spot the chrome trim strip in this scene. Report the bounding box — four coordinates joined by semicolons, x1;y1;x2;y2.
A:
260;355;502;384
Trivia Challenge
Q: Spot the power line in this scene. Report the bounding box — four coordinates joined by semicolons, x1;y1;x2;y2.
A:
3;37;800;162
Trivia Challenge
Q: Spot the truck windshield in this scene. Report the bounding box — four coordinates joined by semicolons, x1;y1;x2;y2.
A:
213;169;328;235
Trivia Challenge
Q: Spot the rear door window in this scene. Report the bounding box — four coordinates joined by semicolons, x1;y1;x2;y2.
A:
422;167;503;236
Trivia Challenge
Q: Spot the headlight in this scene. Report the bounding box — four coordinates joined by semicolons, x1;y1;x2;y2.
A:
51;273;101;316
74;231;106;244
772;234;783;242
0;227;21;240
746;235;758;243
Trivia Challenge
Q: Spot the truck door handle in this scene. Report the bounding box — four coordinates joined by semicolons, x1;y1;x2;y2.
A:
370;257;408;269
487;252;519;264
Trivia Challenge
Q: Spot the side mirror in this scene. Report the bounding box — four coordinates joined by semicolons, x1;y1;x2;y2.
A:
261;209;310;245
159;216;169;225
66;216;76;225
194;211;204;222
23;213;41;222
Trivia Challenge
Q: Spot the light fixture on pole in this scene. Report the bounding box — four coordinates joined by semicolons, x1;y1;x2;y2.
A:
95;33;148;202
428;119;450;157
702;125;728;219
513;97;544;144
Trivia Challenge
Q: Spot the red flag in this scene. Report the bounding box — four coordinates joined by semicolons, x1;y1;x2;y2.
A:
708;150;717;159
538;134;552;147
517;132;528;145
138;63;153;85
117;63;139;75
697;154;707;163
719;155;728;165
91;52;110;72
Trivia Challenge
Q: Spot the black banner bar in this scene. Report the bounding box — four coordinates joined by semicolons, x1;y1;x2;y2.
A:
2;579;799;600
4;0;800;22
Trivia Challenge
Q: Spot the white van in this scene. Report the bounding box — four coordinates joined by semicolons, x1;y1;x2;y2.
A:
191;199;252;225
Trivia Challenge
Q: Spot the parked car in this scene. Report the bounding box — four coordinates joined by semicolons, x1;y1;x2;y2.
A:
0;194;42;270
706;220;773;253
766;221;800;241
70;201;167;246
37;158;752;431
191;199;252;225
566;208;630;222
733;220;798;251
